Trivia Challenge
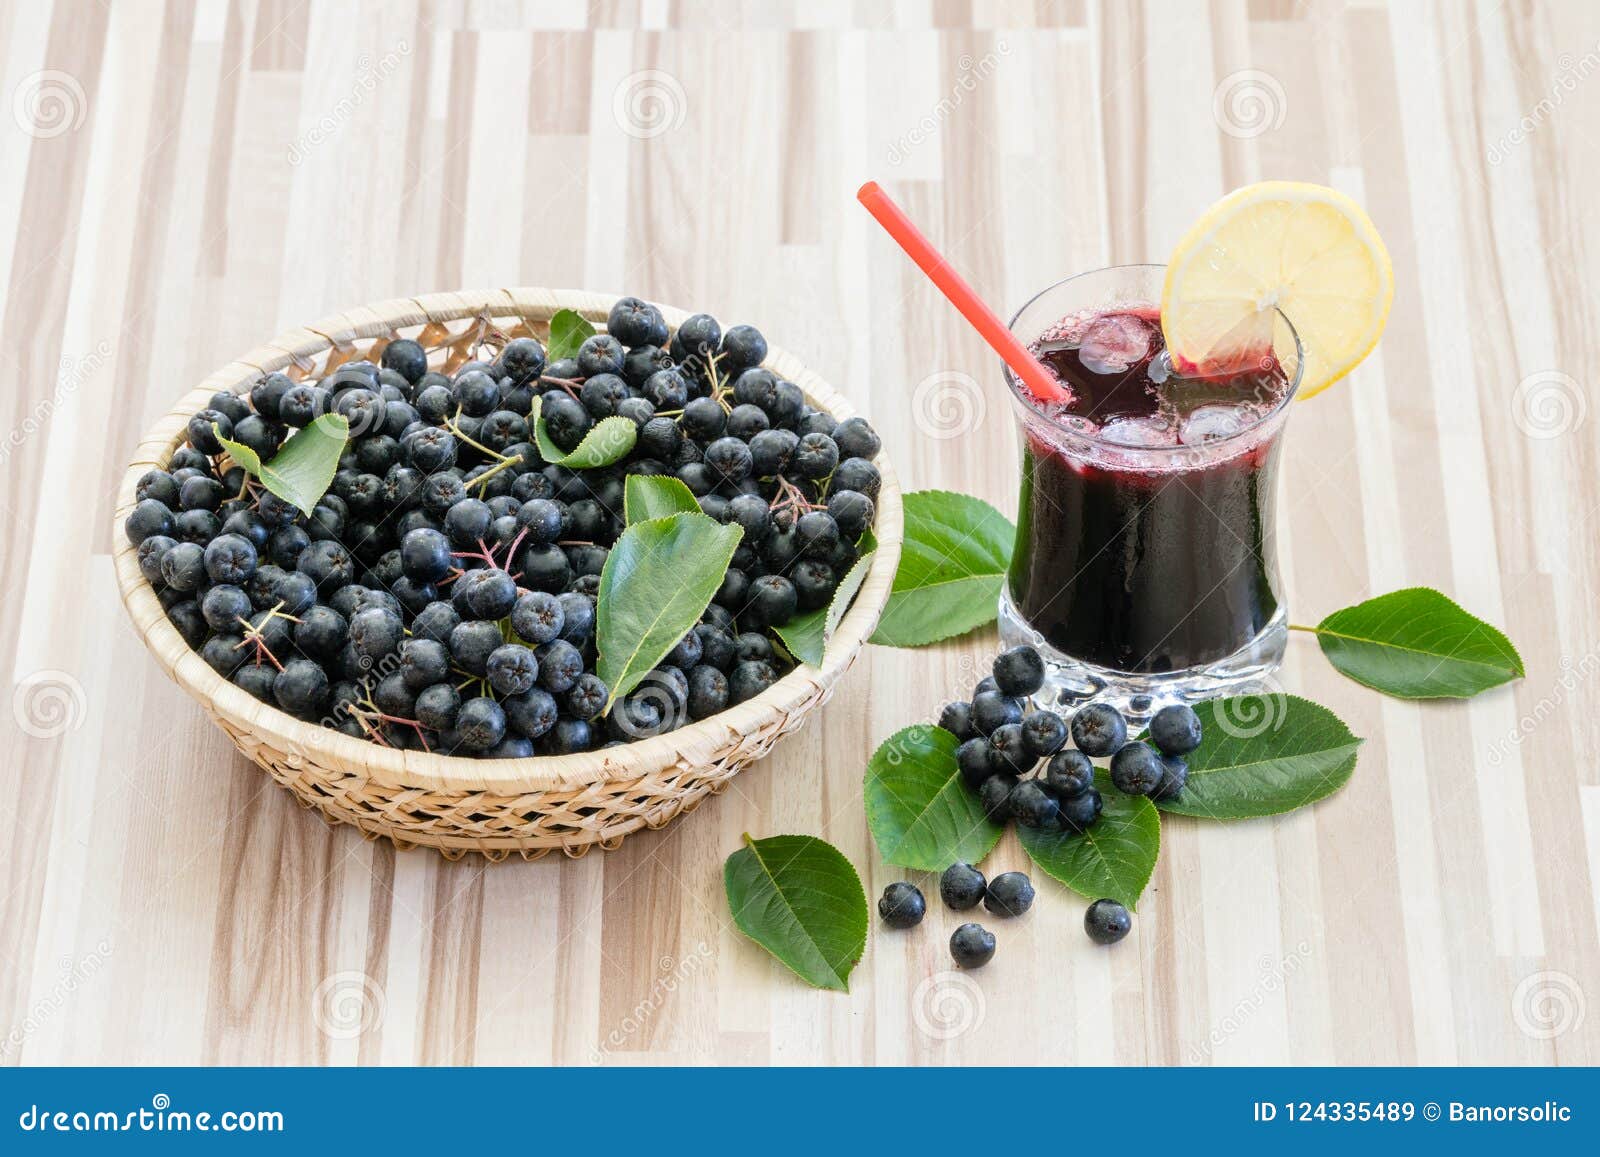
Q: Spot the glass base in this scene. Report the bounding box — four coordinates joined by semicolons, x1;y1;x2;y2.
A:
997;592;1288;725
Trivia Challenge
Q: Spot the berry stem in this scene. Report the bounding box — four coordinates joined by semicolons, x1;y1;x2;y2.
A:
464;454;517;494
445;412;514;464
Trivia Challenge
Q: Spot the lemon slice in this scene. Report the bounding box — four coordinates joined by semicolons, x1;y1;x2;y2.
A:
1160;181;1393;400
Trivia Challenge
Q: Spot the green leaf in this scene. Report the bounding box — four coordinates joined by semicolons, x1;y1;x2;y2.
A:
869;490;1013;647
1156;695;1362;819
723;833;868;992
772;609;826;667
773;529;879;667
624;474;701;524
215;413;349;517
864;724;1004;871
530;394;637;469
1303;587;1524;699
596;512;743;710
545;307;596;363
1018;773;1160;910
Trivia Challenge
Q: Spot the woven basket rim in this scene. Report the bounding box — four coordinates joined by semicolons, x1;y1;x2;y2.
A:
113;288;903;794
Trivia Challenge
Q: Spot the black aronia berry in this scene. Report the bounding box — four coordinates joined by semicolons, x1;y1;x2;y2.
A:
127;298;882;759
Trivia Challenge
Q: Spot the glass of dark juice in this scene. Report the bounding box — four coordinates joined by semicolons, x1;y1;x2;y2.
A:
998;265;1303;719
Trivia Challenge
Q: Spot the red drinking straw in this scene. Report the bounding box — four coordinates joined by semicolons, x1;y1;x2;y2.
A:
856;181;1069;405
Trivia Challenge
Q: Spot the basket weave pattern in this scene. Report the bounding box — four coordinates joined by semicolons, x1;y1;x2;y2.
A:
114;289;902;860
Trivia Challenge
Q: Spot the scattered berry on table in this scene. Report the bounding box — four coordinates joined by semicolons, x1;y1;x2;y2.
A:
939;700;975;740
956;737;997;788
1006;779;1058;829
878;882;927;929
1057;787;1103;833
988;722;1034;775
1149;703;1203;756
1084;899;1132;945
971;689;1023;736
1070;702;1127;757
1109;741;1164;796
991;644;1046;698
1043;748;1095;798
978;773;1018;822
127;298;882;759
983;871;1035;918
1020;709;1067;758
949;922;997;969
940;862;987;911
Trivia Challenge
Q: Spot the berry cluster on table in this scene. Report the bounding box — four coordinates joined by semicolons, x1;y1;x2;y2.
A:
940;645;1204;832
123;297;883;759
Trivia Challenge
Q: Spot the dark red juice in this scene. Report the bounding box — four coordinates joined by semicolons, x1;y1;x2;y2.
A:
1007;308;1290;673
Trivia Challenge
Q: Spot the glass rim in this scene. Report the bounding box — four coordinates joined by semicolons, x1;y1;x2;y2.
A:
1002;262;1305;457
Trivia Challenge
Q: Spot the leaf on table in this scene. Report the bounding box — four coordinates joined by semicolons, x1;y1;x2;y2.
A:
1308;587;1523;699
1155;695;1362;820
215;412;349;516
1018;772;1160;910
869;490;1013;648
596;512;742;710
531;393;637;469
723;833;868;992
864;724;1004;871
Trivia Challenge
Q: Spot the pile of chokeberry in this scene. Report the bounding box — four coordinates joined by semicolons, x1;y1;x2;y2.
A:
123;297;883;758
939;645;1203;831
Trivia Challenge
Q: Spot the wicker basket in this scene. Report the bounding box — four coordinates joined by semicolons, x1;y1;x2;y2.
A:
113;289;902;860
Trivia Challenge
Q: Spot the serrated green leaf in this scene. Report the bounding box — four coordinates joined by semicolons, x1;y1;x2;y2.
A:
1018;772;1160;910
545;307;596;363
864;724;1004;871
723;834;868;992
772;610;826;666
869;490;1013;647
624;474;701;524
596;512;743;710
215;413;349;516
1306;587;1523;699
1155;695;1362;819
772;529;879;667
829;528;878;636
530;393;637;469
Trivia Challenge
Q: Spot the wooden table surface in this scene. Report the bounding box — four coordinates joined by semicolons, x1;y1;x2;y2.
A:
3;0;1598;1066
